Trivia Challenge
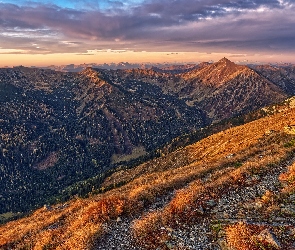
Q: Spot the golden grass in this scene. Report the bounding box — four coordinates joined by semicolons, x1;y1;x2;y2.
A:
225;222;263;250
132;211;169;249
0;107;295;249
260;190;275;204
225;222;288;250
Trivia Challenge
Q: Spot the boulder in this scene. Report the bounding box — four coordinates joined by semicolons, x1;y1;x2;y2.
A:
256;229;281;249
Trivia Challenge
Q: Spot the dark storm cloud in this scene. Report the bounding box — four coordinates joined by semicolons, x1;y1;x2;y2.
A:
0;0;294;54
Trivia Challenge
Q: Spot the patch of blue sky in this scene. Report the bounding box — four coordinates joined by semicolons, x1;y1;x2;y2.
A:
0;0;144;10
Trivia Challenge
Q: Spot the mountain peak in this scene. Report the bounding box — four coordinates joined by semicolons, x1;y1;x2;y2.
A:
78;67;110;90
217;57;235;65
80;67;105;81
182;57;244;84
80;67;97;76
213;57;241;73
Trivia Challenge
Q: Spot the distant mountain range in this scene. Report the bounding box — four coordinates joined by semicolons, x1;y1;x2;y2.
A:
38;62;200;73
1;58;295;215
36;60;295;73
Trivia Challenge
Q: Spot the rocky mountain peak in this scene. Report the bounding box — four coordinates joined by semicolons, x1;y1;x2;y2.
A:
182;57;246;86
213;57;241;71
80;67;99;77
217;57;233;64
78;67;109;88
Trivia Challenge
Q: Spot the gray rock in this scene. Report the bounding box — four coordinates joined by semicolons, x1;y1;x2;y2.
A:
165;241;175;249
281;205;295;215
256;229;281;249
44;204;52;211
287;228;295;236
195;206;205;214
206;199;217;207
217;239;232;250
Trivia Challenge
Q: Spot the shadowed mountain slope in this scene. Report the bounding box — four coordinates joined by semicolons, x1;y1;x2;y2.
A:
251;64;295;95
0;66;205;214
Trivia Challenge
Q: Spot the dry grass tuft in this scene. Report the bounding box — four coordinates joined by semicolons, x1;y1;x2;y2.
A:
132;211;169;249
225;222;262;250
261;190;275;204
225;222;284;250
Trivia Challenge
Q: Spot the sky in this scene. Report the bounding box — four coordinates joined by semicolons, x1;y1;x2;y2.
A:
0;0;295;66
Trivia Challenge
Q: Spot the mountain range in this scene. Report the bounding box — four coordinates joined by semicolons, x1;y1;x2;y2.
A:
0;58;295;248
40;62;201;73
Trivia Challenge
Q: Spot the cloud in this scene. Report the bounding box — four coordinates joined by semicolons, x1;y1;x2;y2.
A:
76;53;95;55
0;0;294;55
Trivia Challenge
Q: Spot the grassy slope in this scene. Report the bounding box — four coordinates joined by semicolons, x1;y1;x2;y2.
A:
1;104;295;249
